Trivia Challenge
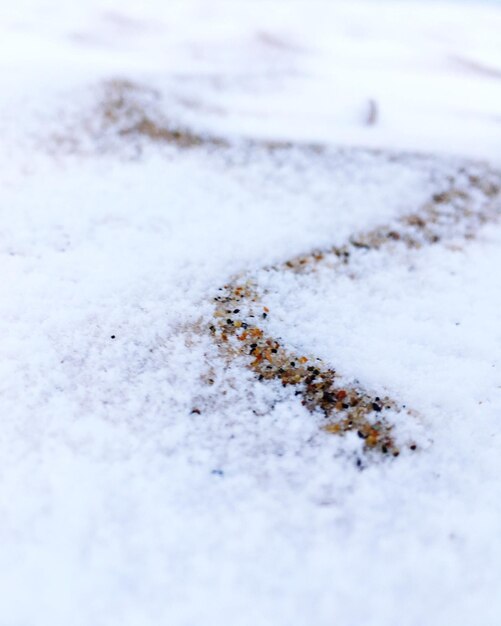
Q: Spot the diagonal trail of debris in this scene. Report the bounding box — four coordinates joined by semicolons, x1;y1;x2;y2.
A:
212;167;501;458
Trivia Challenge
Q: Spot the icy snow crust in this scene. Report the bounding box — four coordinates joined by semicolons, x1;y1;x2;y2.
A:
1;2;501;626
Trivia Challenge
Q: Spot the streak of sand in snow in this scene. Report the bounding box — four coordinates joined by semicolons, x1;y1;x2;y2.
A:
0;2;501;626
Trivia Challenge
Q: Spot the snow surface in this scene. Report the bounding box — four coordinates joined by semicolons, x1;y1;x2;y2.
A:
1;2;501;625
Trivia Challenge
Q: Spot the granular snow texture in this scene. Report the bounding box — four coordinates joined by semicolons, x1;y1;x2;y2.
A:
1;2;501;626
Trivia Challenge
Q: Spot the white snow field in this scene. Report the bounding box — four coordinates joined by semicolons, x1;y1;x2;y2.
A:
1;2;501;625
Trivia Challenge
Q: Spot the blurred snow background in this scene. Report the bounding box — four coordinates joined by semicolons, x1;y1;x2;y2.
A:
0;2;501;626
1;0;500;160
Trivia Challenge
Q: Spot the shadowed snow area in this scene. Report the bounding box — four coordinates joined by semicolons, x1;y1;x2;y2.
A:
1;2;501;626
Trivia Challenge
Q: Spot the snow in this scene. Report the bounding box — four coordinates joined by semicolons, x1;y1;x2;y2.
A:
1;1;501;625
